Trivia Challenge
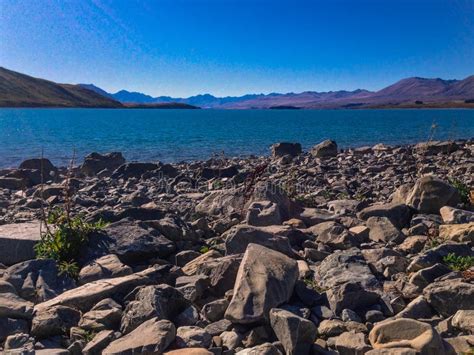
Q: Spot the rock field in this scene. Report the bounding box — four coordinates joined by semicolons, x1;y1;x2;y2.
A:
0;139;473;354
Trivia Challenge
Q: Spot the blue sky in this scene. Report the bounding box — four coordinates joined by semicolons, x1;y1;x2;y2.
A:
1;0;473;97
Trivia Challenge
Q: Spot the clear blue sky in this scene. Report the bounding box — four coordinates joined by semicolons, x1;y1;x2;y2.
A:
1;0;473;97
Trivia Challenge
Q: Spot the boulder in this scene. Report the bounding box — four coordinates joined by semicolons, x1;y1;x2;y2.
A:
181;249;221;276
310;140;338;158
103;318;175;354
0;286;34;319
224;224;294;257
317;249;378;289
358;203;412;229
395;296;433;320
414;140;458;155
326;281;380;315
19;158;57;178
31;305;81;338
80;152;125;176
0;318;29;342
440;206;474;224
368;318;445;354
202;299;229;322
334;331;371;355
145;215;197;242
34;265;174;313
439;223;474;244
424;280;474;317
0;177;25;190
246;201;282;226
225;244;298;324
79;298;122;331
82;330;116;355
408;263;451;289
443;335;474;355
405;176;460;214
269;308;316;355
0;221;42;265
195;254;242;296
299;208;336;226
2;259;75;302
82;220;175;264
3;332;34;353
111;162;159;179
195;188;245;217
314;221;363;249
78;254;133;285
175;326;212;348
407;243;472;272
451;310;474;334
235;342;283;355
120;284;189;334
366;216;405;244
175;274;210;302
271;142;302;158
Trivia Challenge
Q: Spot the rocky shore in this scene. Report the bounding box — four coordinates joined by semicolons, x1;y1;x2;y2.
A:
0;139;473;354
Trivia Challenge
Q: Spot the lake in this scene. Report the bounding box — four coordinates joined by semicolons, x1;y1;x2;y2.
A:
0;108;473;168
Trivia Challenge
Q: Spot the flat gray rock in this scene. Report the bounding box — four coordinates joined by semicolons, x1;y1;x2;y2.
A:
0;222;41;265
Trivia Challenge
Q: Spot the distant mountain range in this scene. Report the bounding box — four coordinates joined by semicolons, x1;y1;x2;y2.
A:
1;66;473;109
0;68;196;109
81;76;474;109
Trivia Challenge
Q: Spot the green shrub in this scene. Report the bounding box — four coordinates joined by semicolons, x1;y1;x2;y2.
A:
449;177;471;205
442;253;474;272
35;208;107;278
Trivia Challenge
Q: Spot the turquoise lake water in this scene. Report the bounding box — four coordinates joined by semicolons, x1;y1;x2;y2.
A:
0;108;473;168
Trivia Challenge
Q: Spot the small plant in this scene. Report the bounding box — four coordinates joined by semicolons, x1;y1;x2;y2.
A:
448;177;471;205
303;278;326;293
199;246;210;254
58;260;80;279
443;253;474;272
35;208;107;279
83;330;96;343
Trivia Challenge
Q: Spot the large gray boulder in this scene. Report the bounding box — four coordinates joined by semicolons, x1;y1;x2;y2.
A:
368;318;445;354
366;216;405;244
358;203;413;229
317;249;378;289
78;254;133;285
414;140;458;155
0;287;34;320
0;222;42;265
0;318;29;342
82;220;175;264
120;284;189;334
18;158;57;179
195;254;242;296
310;140;338;158
80;152;125;176
103;317;175;354
224;224;294;257
405;176;460;214
111;162;159;179
34;265;174;313
271;142;302;158
2;259;75;303
269;308;316;355
225;244;298;324
79;298;122;331
31;305;81;338
424;280;474;317
246;201;282;226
